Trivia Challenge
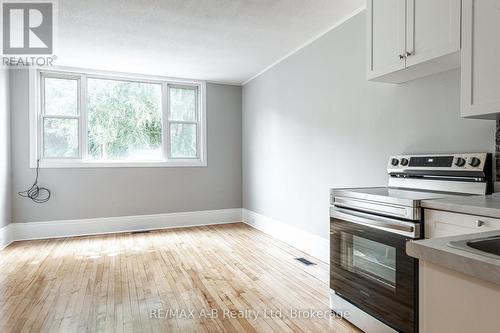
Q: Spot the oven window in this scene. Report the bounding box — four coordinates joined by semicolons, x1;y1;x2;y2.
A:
340;233;396;289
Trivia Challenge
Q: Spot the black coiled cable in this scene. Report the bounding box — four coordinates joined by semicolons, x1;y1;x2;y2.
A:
18;159;51;204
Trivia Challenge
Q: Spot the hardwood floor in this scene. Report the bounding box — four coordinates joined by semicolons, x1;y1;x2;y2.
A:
0;223;361;333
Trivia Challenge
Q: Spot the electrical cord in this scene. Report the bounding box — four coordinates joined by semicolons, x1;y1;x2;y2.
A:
18;159;51;204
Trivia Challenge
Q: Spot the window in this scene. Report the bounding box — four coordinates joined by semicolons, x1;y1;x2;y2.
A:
42;76;80;158
30;68;206;168
86;78;163;161
168;85;198;158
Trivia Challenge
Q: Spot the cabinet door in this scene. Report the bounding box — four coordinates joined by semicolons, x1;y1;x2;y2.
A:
367;0;406;79
461;0;500;118
405;0;461;67
424;209;500;239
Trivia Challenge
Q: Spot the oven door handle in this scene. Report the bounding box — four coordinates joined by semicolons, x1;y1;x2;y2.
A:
330;208;420;238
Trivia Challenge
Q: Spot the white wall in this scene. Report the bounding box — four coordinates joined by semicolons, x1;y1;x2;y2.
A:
10;69;242;223
242;11;496;239
0;68;11;228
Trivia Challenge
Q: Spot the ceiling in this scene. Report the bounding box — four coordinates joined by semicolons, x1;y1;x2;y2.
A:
56;0;365;85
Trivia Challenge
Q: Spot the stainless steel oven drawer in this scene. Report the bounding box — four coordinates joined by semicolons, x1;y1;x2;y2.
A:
330;206;421;239
333;196;420;220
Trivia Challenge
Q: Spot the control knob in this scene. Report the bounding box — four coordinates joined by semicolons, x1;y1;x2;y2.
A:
455;157;466;167
391;158;399;166
469;157;481;168
400;158;409;166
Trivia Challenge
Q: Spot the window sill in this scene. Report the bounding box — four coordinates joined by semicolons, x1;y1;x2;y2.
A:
31;159;207;169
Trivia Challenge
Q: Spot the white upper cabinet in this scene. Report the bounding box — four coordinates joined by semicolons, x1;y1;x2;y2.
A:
367;0;461;83
406;0;461;67
461;0;500;119
367;0;406;78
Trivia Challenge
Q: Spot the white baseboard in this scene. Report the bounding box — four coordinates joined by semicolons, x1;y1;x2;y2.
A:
11;208;243;242
0;224;13;250
3;208;329;264
242;209;329;263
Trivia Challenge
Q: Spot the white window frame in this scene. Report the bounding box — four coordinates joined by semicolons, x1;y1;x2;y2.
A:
29;66;207;168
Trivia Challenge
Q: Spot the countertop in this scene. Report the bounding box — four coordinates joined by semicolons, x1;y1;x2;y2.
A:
421;194;500;218
406;230;500;285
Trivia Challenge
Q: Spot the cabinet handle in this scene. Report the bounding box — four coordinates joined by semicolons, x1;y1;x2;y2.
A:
399;54;405;59
405;51;413;57
475;220;485;227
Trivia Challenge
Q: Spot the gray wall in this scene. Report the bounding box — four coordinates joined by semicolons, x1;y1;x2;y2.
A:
0;68;10;228
242;11;496;239
11;69;242;223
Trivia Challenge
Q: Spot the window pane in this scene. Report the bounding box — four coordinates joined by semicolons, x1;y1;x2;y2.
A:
169;87;197;121
44;77;78;116
170;123;197;158
87;78;162;161
43;118;79;158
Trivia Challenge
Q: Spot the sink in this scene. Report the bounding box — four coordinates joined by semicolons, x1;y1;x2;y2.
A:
467;236;500;256
448;235;500;260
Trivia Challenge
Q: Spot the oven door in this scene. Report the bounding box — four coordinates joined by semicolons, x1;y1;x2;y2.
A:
330;207;419;333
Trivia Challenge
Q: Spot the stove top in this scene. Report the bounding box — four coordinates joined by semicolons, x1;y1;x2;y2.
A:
329;153;491;220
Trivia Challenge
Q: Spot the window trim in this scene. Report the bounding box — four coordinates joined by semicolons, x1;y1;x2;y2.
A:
29;66;207;168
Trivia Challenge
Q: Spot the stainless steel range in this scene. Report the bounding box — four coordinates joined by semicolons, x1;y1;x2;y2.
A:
329;153;492;333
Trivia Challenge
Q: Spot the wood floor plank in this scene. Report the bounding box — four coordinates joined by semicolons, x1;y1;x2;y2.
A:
0;223;362;333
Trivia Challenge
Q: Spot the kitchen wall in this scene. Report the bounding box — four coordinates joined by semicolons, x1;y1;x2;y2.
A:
11;69;242;223
242;11;496;239
0;68;10;228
